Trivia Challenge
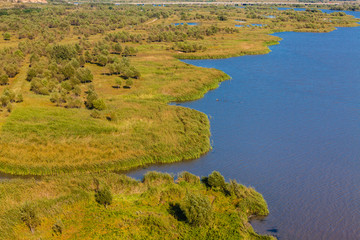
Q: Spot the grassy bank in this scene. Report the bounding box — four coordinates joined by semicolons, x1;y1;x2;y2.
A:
0;171;275;239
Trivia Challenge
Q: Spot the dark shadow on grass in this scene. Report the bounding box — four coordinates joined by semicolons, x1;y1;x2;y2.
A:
168;203;187;222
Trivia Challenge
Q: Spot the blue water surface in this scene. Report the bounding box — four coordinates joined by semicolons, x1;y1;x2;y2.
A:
278;7;306;11
173;22;198;26
128;11;360;239
235;24;265;28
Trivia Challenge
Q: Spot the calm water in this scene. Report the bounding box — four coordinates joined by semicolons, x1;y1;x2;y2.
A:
128;12;360;240
235;24;265;27
173;22;198;26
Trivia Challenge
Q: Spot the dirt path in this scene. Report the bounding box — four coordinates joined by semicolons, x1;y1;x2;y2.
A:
146;18;158;25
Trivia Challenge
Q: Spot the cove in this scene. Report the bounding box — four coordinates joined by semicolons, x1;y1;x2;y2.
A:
128;12;360;240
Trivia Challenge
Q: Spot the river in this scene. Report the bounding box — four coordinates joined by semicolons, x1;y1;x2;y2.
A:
127;9;360;240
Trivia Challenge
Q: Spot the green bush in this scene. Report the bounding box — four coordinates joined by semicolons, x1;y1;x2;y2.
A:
3;32;10;40
16;94;23;103
125;79;133;88
62;63;75;80
0;74;9;85
76;67;93;83
7;103;12;112
218;15;228;21
207;171;226;190
93;99;106;110
227;179;244;199
85;87;101;109
66;96;82;108
26;68;37;82
95;186;113;208
0;95;9;107
20;203;41;233
180;192;212;226
142;171;173;185
178;171;200;184
114;78;122;88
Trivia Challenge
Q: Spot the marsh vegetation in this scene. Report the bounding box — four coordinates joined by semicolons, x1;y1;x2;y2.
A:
0;3;357;175
0;171;274;239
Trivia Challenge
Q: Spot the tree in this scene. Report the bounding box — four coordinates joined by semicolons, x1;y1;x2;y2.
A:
85;87;98;109
4;64;18;78
3;32;10;41
51;44;77;61
180;192;212;226
61;80;73;92
16;94;23;103
129;66;141;79
95;186;113;208
84;50;92;63
72;85;81;96
97;54;108;66
124;79;133;88
113;78;122;88
30;78;49;95
207;171;226;190
66;96;82;108
3;89;16;103
177;171;200;184
218;15;228;21
70;58;80;69
76;67;93;83
0;74;9;85
92;99;106;110
107;63;116;75
113;43;122;54
20;203;41;233
62;63;75;80
122;46;137;56
0;94;9;107
79;55;86;67
26;68;37;81
50;92;62;106
7;103;12;112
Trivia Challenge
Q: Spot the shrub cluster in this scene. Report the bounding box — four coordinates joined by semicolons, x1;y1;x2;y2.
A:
0;48;24;80
0;89;22;112
95;186;113;208
20;203;41;233
26;44;90;108
180;192;212;226
173;42;207;53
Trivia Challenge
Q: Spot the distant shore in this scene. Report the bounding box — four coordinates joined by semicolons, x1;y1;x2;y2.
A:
71;1;351;6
